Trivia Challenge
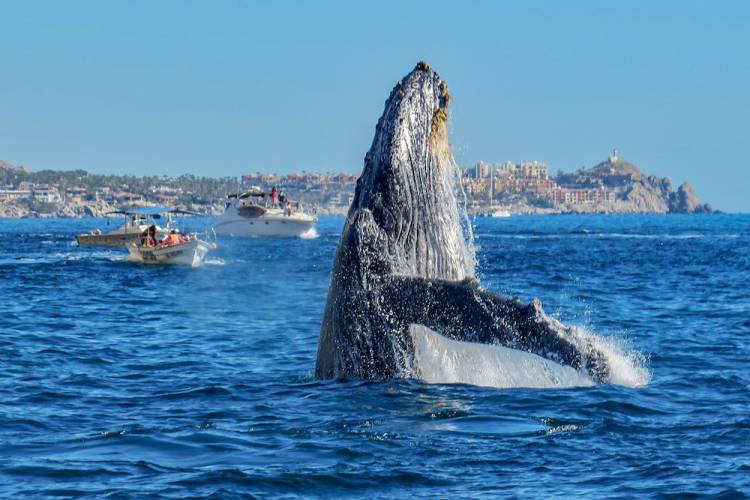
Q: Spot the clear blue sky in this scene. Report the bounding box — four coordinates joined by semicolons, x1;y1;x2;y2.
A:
1;1;748;211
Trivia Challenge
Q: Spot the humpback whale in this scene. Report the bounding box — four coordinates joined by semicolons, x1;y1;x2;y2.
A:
315;62;611;384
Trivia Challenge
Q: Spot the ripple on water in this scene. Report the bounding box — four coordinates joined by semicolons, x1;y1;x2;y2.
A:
0;215;749;496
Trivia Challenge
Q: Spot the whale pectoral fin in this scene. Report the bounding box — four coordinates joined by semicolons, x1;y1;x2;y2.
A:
382;276;610;383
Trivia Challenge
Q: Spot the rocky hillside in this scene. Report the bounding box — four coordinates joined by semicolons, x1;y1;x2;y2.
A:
559;157;712;214
0;160;27;172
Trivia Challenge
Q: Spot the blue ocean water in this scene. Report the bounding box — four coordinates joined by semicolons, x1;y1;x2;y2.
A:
0;214;748;497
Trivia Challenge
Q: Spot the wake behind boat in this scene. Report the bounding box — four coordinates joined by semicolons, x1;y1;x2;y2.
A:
213;190;316;238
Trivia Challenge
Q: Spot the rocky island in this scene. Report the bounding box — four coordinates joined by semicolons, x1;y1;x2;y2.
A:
463;150;713;215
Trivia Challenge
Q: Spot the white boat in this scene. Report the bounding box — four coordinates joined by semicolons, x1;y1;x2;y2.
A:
127;236;215;267
76;211;169;247
490;207;511;218
484;164;511;218
213;191;316;237
116;207;216;267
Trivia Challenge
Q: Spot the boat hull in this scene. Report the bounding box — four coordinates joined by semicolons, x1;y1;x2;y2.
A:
127;239;213;267
76;227;168;248
76;232;143;247
213;217;316;237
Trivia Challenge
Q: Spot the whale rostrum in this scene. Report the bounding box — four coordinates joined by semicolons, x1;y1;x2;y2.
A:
315;62;610;383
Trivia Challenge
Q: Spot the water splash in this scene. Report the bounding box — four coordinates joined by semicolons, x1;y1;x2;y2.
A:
299;227;320;240
203;257;226;266
448;155;477;278
582;328;651;387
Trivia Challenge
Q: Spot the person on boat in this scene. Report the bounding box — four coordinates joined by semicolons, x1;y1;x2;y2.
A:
142;225;157;247
284;199;292;216
161;229;183;247
271;186;278;208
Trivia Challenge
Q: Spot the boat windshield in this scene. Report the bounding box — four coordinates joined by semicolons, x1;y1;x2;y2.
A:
238;205;267;218
238;191;267;200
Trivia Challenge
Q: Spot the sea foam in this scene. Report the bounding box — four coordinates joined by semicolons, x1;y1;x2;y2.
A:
299;227;320;240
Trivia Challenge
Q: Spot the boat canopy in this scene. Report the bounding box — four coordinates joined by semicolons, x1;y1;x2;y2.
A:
237;191;268;199
108;207;202;217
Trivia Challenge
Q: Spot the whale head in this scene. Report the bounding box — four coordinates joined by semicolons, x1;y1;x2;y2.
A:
349;61;474;281
316;62;626;385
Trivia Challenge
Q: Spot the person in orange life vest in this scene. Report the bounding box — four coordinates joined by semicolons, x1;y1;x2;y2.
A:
162;229;183;247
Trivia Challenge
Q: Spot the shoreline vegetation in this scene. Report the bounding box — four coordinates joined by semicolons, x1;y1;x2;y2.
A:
0;151;712;219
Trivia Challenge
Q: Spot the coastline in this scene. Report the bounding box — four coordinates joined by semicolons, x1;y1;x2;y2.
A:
1;152;714;218
0;209;729;220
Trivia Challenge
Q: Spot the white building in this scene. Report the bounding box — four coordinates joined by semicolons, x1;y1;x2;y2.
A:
0;188;31;200
32;187;62;203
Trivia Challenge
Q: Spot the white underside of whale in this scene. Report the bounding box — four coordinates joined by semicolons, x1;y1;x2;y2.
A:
409;325;649;389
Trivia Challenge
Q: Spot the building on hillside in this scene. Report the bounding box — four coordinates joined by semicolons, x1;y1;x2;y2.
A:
31;186;62;203
150;184;176;194
540;187;615;205
66;187;87;196
608;149;619;164
517;161;549;179
495;161;516;176
331;173;358;184
303;172;323;183
0;188;31;200
468;160;549;180
153;194;177;204
260;174;280;185
466;161;491;179
114;191;143;203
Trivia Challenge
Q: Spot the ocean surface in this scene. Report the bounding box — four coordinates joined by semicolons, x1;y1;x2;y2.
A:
1;214;748;498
